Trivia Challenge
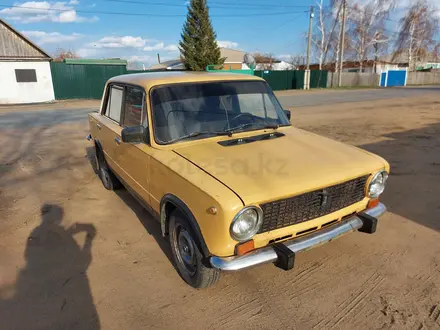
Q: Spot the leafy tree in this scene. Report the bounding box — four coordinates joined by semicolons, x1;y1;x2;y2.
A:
179;0;225;71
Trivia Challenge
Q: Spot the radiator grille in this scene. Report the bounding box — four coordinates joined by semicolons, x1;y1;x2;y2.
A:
259;175;369;233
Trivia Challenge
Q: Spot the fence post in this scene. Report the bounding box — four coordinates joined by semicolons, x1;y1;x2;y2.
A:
404;68;408;86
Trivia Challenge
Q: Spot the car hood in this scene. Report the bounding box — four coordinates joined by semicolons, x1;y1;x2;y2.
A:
172;127;387;205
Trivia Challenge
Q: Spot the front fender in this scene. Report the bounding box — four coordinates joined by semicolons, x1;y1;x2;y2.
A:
160;194;210;258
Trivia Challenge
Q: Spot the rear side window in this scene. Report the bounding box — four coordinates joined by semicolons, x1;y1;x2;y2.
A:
123;87;144;127
105;85;124;123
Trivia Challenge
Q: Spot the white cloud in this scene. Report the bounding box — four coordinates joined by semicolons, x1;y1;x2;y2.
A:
0;1;98;23
22;30;81;44
164;44;179;52
217;40;239;49
69;0;79;4
278;54;293;61
76;47;99;57
76;36;178;61
143;42;179;52
91;36;150;49
143;42;165;51
126;55;153;62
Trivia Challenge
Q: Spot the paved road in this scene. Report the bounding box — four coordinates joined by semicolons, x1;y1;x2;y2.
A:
277;86;440;107
0;87;439;125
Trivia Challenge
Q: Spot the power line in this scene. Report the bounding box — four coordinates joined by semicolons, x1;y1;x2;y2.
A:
244;12;306;42
102;0;310;9
0;4;307;17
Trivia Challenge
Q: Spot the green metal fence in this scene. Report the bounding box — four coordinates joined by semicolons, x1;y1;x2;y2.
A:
254;70;305;91
254;70;328;91
51;62;329;99
206;65;254;75
310;70;328;88
50;62;130;99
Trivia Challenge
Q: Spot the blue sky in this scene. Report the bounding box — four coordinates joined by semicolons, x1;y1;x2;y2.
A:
0;0;321;65
0;0;436;66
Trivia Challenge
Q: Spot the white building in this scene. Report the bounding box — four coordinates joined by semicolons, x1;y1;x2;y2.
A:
0;19;55;104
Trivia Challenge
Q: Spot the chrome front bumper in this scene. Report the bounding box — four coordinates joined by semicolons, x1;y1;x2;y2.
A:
210;203;387;271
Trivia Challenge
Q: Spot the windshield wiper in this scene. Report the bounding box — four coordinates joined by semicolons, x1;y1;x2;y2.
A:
163;131;229;145
225;123;279;136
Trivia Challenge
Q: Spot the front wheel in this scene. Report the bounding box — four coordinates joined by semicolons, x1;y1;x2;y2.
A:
169;210;220;288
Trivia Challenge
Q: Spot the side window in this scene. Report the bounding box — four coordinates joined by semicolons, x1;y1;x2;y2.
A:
263;94;278;119
123;87;145;127
105;85;124;123
237;94;278;119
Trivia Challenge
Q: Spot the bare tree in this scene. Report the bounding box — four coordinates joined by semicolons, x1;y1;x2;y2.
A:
347;0;395;72
54;48;79;62
288;55;305;68
311;0;330;70
253;52;278;70
325;0;345;73
394;0;440;71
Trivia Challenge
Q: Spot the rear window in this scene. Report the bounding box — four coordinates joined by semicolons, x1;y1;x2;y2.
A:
105;86;124;123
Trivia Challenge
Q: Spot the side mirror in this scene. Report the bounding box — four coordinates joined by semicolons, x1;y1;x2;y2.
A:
121;126;149;144
283;110;291;121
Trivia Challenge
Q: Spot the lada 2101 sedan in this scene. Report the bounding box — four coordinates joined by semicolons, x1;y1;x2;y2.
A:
88;72;389;288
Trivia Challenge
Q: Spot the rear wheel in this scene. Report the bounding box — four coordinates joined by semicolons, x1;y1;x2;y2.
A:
96;147;121;190
169;210;220;288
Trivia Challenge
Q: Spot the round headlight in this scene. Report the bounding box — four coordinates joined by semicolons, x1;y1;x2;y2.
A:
368;171;388;198
230;207;262;242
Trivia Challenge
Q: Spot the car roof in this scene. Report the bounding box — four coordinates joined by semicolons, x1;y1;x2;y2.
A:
107;71;264;90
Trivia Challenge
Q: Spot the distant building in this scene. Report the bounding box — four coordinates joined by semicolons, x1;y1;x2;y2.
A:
147;48;249;71
0;19;55;104
220;48;249;70
148;59;185;71
255;61;295;71
298;60;401;73
299;53;440;73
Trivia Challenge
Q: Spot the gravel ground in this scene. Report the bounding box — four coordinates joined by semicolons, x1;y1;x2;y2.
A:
0;91;439;330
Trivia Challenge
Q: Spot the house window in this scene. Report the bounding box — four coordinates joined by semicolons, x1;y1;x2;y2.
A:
15;69;37;83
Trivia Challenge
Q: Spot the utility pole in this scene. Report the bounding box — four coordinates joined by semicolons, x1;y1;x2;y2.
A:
338;0;347;87
305;6;314;90
374;41;378;74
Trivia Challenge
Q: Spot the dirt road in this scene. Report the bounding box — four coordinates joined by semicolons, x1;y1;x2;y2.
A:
0;92;439;329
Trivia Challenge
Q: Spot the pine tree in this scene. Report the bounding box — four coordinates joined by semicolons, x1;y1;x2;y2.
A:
179;0;225;71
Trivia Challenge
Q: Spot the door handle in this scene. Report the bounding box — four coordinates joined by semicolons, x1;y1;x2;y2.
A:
96;123;101;130
114;136;121;145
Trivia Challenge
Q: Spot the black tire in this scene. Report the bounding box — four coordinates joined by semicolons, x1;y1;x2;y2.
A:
96;147;121;191
169;210;220;288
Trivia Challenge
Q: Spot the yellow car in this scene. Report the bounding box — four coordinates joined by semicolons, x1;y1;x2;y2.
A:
88;72;389;288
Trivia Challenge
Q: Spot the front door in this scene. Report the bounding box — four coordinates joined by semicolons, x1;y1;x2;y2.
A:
115;85;152;206
99;84;124;172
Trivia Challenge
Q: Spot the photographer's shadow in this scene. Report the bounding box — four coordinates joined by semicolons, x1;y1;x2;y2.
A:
0;204;100;329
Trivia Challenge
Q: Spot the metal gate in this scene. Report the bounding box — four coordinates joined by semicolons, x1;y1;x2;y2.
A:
50;62;128;99
380;70;407;87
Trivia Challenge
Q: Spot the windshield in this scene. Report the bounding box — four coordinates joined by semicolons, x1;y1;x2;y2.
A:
151;81;290;144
